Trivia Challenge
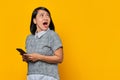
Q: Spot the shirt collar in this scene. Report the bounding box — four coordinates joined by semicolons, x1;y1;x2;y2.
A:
35;28;49;39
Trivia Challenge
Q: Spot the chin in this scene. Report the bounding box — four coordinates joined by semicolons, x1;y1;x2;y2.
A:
42;28;49;31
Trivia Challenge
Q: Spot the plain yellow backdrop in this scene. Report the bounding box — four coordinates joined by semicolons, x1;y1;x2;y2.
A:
0;0;120;80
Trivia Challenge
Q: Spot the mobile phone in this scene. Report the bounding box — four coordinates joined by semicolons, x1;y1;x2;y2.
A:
16;48;27;55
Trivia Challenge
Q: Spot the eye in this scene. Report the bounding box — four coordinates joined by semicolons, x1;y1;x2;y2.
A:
46;14;50;17
39;14;44;17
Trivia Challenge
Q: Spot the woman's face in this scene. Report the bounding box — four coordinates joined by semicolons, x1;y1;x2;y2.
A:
33;10;50;32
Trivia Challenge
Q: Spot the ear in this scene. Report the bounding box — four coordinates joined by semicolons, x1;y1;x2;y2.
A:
33;18;36;24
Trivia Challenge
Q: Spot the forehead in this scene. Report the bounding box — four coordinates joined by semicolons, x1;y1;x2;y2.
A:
37;10;49;14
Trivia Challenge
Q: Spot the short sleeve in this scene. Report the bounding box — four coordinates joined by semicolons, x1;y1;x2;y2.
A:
25;35;31;50
50;32;63;51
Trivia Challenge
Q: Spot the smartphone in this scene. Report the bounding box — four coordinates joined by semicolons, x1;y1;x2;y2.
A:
16;48;27;55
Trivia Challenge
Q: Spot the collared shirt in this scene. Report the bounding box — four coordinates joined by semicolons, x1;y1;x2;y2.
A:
26;29;62;80
35;28;49;39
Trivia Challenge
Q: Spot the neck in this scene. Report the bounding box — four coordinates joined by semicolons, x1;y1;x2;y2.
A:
36;29;41;32
36;27;49;33
36;26;42;32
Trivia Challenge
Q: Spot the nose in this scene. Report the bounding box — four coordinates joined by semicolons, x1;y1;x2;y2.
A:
43;17;49;22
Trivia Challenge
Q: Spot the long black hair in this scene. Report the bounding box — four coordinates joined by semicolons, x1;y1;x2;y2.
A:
30;7;55;35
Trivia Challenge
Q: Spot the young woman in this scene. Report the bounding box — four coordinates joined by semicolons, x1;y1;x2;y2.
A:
22;7;63;80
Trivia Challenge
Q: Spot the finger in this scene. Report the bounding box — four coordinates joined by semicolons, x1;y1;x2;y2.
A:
28;56;32;60
23;54;28;56
23;58;27;61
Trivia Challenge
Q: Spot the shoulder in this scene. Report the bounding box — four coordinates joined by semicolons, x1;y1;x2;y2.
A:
47;30;59;37
26;34;34;40
47;30;62;42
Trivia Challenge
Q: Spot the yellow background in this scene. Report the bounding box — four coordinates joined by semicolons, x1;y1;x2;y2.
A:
0;0;120;80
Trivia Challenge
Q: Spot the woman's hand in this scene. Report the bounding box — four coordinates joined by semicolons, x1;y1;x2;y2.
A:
22;48;63;63
23;53;41;62
22;55;29;62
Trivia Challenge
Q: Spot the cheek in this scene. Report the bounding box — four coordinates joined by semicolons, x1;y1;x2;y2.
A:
36;19;42;24
48;19;51;24
37;18;42;22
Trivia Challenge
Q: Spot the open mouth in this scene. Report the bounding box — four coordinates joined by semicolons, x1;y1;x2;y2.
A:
43;22;48;26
